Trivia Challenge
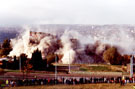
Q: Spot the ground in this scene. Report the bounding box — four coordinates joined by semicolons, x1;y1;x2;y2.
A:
0;64;130;89
0;64;129;82
3;84;134;89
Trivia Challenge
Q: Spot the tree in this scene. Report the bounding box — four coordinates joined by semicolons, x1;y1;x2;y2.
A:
2;39;11;48
2;60;7;69
13;56;19;69
122;55;131;65
30;49;44;70
20;53;32;80
103;47;122;65
20;53;28;70
46;54;58;64
0;39;12;57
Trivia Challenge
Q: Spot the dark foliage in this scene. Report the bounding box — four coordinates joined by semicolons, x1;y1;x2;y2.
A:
0;39;12;57
30;49;45;70
103;47;123;65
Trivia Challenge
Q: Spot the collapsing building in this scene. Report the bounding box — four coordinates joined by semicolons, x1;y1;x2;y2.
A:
29;31;106;64
29;31;60;64
29;31;57;44
9;30;107;64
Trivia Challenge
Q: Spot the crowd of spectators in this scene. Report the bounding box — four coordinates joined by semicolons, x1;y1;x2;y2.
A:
0;76;135;87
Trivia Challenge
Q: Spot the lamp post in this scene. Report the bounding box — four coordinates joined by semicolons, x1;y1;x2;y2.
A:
19;57;21;72
55;55;57;84
130;55;134;78
69;52;71;73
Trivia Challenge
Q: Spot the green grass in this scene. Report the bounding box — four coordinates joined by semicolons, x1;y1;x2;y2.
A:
79;67;89;71
79;66;111;72
79;64;124;72
89;66;112;71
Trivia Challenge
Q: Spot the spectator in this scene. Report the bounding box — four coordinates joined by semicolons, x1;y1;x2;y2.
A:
5;79;9;87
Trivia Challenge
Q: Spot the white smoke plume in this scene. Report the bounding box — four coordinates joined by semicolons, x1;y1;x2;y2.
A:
9;25;135;64
9;27;32;58
9;26;57;59
57;30;76;64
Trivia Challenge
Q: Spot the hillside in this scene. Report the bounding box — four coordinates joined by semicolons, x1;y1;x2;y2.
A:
0;27;21;43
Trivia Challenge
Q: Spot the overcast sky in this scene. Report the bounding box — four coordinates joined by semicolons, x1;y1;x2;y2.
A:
0;0;135;26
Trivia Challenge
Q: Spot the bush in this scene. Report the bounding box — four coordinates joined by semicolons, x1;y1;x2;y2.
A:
103;47;122;65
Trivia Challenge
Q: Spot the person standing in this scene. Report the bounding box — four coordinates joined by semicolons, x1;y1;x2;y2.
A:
6;79;9;87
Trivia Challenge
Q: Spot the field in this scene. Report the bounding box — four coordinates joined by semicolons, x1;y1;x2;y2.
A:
4;84;135;89
54;64;126;72
78;64;126;72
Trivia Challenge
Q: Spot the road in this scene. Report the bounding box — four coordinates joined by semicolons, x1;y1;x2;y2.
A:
0;71;123;80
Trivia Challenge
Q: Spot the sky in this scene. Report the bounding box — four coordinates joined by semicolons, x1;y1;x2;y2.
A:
0;0;135;26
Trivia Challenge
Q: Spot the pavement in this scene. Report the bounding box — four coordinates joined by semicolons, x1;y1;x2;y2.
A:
0;71;123;80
